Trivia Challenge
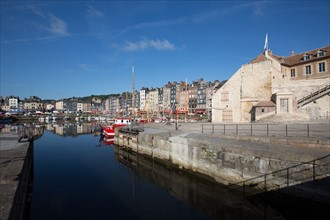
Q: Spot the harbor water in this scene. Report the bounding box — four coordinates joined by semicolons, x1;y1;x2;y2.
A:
2;122;326;220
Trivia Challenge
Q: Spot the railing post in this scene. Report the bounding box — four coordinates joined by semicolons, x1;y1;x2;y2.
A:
212;124;214;134
264;175;267;191
243;182;246;198
251;124;253;136
267;124;269;136
236;124;238;135
224;124;226;134
285;124;288;137
313;160;315;181
307;124;310;137
202;124;204;133
287;168;289;187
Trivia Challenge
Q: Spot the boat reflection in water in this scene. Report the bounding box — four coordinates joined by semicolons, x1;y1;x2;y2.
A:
98;133;114;146
102;136;114;145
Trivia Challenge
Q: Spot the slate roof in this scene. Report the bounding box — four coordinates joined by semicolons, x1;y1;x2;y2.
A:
249;45;330;66
279;45;330;67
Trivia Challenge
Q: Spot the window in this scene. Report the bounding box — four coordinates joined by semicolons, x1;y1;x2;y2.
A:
290;68;296;77
305;65;312;75
319;62;325;72
317;50;325;58
303;54;311;61
221;91;229;101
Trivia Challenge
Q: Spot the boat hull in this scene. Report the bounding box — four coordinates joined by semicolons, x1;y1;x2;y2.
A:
102;126;115;137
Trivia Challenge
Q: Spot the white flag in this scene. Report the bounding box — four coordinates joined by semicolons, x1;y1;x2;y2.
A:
264;33;268;50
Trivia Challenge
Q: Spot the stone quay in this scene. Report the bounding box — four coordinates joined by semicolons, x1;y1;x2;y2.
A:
0;132;34;220
114;122;330;203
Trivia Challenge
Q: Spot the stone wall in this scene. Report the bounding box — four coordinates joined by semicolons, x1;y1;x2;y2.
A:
115;129;330;186
212;49;330;123
212;60;282;123
8;141;34;220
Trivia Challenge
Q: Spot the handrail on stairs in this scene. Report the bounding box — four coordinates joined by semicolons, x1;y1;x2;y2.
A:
227;154;330;196
297;83;330;105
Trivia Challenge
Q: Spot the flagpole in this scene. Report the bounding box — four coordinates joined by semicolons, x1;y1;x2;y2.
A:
264;33;268;56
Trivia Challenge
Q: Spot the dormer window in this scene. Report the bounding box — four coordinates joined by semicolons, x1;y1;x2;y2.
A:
303;54;312;61
317;50;325;58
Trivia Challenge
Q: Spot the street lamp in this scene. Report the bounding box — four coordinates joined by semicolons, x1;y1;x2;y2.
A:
171;102;179;130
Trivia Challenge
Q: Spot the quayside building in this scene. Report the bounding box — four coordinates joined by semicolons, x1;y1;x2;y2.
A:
212;45;330;123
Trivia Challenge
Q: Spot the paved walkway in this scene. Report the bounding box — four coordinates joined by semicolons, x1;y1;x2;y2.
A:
141;121;329;141
0;133;31;220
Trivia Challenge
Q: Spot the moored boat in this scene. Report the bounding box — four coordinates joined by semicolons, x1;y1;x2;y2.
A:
101;117;132;137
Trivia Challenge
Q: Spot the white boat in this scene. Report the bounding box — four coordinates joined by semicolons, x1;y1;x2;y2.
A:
45;116;52;122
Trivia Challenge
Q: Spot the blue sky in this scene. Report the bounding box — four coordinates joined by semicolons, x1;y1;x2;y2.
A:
1;0;329;100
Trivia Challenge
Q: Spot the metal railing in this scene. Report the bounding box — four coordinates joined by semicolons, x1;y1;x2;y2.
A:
201;123;330;138
297;83;330;106
227;154;330;196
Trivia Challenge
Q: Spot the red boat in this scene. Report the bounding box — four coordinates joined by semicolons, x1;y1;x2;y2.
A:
102;118;132;137
103;136;114;145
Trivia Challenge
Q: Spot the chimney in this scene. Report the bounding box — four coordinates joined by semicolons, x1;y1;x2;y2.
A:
291;51;295;56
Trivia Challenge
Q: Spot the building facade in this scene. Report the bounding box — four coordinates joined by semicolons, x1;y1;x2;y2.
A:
212;45;330;123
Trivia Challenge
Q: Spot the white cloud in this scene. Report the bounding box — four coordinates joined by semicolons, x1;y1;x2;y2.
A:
48;13;70;36
25;5;70;37
86;5;104;17
124;39;175;51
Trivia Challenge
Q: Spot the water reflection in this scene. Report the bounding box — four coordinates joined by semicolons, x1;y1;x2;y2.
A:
0;122;103;138
3;123;283;219
1;122;116;148
114;147;285;220
43;122;102;137
0;123;44;141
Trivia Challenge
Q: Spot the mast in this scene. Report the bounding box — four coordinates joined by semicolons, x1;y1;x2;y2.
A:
132;65;135;117
185;78;188;122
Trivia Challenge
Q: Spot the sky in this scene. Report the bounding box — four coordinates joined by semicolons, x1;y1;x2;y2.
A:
1;0;329;100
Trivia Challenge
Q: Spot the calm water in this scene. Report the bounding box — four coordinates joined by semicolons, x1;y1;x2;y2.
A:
23;123;323;220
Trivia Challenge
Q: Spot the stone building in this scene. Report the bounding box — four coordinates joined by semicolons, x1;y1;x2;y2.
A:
212;45;330;123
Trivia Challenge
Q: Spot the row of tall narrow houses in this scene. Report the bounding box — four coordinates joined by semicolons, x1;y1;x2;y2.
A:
212;45;330;123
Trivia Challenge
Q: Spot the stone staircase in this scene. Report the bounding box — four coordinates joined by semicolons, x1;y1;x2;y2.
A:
257;112;309;123
228;154;330;204
298;83;330;108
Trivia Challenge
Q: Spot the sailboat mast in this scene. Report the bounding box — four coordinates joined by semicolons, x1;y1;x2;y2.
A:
132;65;135;116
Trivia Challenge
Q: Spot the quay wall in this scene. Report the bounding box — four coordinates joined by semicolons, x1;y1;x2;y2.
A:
115;128;330;185
9;140;34;220
0;132;34;220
